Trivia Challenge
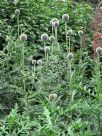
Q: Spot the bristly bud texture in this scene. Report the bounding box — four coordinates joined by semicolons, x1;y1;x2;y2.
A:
15;9;20;15
78;30;84;36
37;59;43;66
62;14;69;23
32;59;37;65
49;93;58;101
20;33;27;41
96;47;102;56
44;46;51;53
67;29;73;35
67;53;74;60
49;36;55;42
50;18;59;25
52;21;59;28
41;33;49;42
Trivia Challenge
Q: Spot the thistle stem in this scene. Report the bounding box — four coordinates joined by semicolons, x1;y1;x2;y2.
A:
65;23;68;51
17;15;20;37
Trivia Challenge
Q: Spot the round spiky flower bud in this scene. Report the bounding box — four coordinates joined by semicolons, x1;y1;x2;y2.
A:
19;33;27;41
96;47;102;56
49;93;58;101
67;29;73;35
67;53;74;60
41;33;49;42
37;59;43;66
15;9;20;15
62;14;69;23
78;30;84;36
32;59;36;65
50;18;59;25
52;21;59;28
49;36;55;42
44;46;51;53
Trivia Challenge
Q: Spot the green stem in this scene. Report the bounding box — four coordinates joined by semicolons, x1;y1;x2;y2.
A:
68;36;71;52
22;43;26;93
79;36;83;64
32;64;36;90
65;23;68;52
17;15;20;37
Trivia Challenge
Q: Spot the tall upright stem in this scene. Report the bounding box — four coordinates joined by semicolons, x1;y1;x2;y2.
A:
17;15;20;37
65;23;68;51
68;36;71;52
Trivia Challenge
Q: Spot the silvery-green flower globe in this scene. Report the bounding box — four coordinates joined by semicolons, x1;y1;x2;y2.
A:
41;33;49;42
78;30;84;36
49;93;58;101
44;46;51;53
96;47;102;56
37;59;43;66
20;33;27;41
62;14;69;23
32;59;37;65
50;18;59;25
49;36;55;42
67;29;73;35
15;9;20;15
52;21;59;28
67;53;74;60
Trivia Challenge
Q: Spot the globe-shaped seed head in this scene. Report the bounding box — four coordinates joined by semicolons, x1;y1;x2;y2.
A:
67;29;73;35
49;36;55;42
15;9;20;15
41;33;49;42
37;59;43;66
67;53;74;60
78;30;84;36
96;47;102;56
62;14;69;23
52;21;59;28
50;18;59;25
19;33;27;41
44;46;51;53
32;59;36;65
49;93;58;101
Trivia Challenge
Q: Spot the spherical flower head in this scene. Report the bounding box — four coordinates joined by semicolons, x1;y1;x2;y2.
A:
49;93;58;101
78;30;84;36
52;21;59;28
96;47;102;56
32;59;36;65
15;9;20;15
62;14;69;23
19;33;27;41
41;33;49;42
50;18;59;25
67;53;74;60
37;59;43;66
49;36;55;42
67;29;73;35
44;46;51;53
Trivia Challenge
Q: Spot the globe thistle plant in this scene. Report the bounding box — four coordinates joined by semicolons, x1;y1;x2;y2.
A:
49;93;58;101
67;29;73;52
19;33;27;93
44;46;50;70
31;59;36;90
67;53;74;91
41;33;49;48
15;9;20;37
49;36;55;53
62;14;69;52
50;18;59;52
50;18;59;35
96;47;102;56
37;59;43;66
